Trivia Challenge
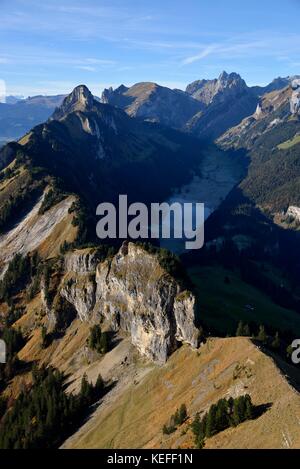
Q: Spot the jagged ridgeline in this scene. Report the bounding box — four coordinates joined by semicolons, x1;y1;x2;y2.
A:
0;85;206;210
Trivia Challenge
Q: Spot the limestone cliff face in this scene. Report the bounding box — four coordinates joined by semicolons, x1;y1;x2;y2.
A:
61;274;96;322
64;249;100;274
290;79;300;115
173;291;199;347
60;243;199;363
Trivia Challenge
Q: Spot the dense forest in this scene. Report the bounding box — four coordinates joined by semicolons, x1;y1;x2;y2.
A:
0;365;105;449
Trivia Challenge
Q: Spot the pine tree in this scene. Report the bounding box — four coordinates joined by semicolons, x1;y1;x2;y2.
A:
95;374;104;396
178;404;187;424
243;324;251;337
286;344;293;358
237;396;247;423
271;332;280;350
173;409;180;426
199;413;207;442
80;373;93;405
205;404;217;437
236;321;244;337
41;326;48;348
215;399;229;432
257;325;267;344
191;412;201;436
162;424;169;435
196;435;205;449
99;332;108;354
244;394;254;420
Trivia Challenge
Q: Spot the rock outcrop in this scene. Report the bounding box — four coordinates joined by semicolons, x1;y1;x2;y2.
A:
61;274;96;322
60;243;199;363
290;79;300;115
287;206;300;222
64;249;101;274
0;193;76;276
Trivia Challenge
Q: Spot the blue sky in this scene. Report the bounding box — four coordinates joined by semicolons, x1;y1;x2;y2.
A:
1;0;300;97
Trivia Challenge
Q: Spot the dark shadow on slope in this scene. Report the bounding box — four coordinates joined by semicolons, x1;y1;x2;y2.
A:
58;379;117;448
252;402;272;419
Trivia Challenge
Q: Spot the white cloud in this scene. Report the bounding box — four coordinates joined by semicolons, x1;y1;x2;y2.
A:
182;45;217;64
77;66;96;72
181;33;300;66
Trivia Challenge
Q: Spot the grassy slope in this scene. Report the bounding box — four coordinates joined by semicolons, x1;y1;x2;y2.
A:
189;265;300;335
62;337;300;449
278;134;300;150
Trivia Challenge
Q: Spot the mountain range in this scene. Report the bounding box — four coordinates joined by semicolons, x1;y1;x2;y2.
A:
2;71;299;148
0;71;299;449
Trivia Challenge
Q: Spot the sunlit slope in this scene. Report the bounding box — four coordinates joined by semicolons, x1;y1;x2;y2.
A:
62;337;300;449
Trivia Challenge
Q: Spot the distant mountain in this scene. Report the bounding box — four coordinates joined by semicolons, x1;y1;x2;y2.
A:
186;71;247;105
102;72;259;140
101;82;203;129
184;71;258;139
5;95;25;104
0;94;65;143
2;73;299;148
251;75;300;96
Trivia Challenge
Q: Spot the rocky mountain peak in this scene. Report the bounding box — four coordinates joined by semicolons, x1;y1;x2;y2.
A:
101;84;129;104
216;71;246;91
51;84;95;120
218;70;229;81
186;71;248;108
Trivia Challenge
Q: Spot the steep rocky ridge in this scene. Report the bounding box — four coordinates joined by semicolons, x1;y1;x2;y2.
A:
101;82;203;129
218;85;295;150
185;72;258;139
186;71;248;106
60;243;199;363
102;72;258;140
251;75;300;97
